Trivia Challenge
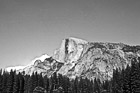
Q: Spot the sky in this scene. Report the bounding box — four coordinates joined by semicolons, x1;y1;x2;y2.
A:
0;0;140;69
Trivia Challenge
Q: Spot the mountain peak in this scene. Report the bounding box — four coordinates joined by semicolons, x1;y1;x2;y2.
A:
5;54;50;72
31;54;50;63
53;37;88;63
67;37;88;44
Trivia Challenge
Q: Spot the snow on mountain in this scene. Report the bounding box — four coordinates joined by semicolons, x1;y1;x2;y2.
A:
28;54;50;66
6;54;50;73
6;66;26;72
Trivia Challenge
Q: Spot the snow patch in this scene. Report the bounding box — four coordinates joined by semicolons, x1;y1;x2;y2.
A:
5;54;50;72
29;54;50;66
6;66;26;72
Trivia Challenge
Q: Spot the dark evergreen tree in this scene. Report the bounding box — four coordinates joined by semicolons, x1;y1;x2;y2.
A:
7;70;15;93
27;72;35;93
81;78;92;93
52;72;58;89
34;72;38;87
130;58;140;92
73;77;78;93
49;75;55;93
102;80;110;93
93;78;101;93
0;69;3;93
19;73;25;93
78;78;84;93
112;68;123;93
37;73;44;87
88;80;94;93
63;77;70;93
2;71;8;93
13;72;20;93
122;65;131;93
24;74;30;93
44;75;49;92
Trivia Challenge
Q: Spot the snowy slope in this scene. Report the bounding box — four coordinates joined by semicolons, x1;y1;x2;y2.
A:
6;66;26;72
6;54;50;73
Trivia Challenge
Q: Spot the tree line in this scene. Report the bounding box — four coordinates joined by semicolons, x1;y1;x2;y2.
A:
0;57;140;93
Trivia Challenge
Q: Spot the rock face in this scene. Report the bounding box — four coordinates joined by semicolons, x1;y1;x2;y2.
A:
53;37;140;80
6;37;140;81
53;37;88;63
18;57;64;76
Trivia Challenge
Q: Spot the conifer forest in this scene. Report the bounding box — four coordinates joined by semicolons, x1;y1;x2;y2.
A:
0;57;140;93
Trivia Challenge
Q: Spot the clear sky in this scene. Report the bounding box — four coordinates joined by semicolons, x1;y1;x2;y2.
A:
0;0;140;69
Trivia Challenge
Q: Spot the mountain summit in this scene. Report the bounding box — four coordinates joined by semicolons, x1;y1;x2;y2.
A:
53;37;88;63
6;37;140;80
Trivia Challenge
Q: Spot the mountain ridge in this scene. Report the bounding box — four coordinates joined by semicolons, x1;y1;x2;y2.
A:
5;37;140;80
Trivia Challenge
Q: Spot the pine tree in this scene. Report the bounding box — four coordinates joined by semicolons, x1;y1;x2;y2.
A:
28;72;35;93
44;75;49;92
13;72;20;93
37;73;44;87
34;72;38;87
19;73;25;93
0;69;3;93
73;77;78;93
7;70;15;93
64;77;70;93
81;78;92;93
52;72;58;89
112;68;123;93
93;78;101;93
130;58;140;92
49;75;55;93
58;74;64;88
112;69;117;93
2;71;8;93
78;78;84;93
102;80;110;92
24;74;30;93
123;65;131;93
88;80;94;93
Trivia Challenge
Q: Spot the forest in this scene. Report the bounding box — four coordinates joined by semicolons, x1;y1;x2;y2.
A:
0;57;140;93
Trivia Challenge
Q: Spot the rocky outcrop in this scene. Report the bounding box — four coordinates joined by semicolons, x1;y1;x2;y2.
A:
18;57;64;76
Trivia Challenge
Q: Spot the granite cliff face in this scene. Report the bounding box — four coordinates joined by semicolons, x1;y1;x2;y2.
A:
6;37;140;80
53;37;140;80
53;37;88;63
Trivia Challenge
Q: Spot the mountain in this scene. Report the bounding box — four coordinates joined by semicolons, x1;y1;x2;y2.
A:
6;54;51;74
5;37;140;80
53;37;140;80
